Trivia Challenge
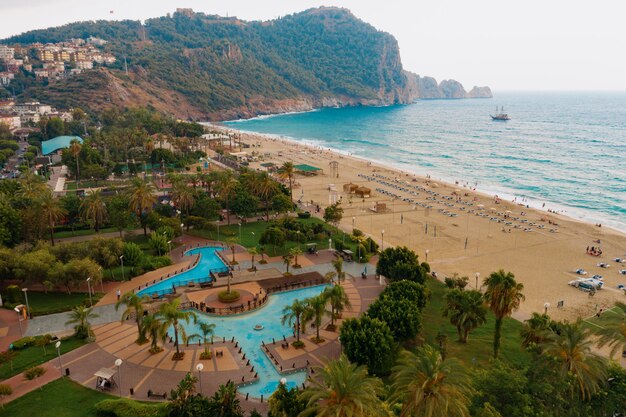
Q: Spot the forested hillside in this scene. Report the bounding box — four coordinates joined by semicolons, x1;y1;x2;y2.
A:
3;7;490;120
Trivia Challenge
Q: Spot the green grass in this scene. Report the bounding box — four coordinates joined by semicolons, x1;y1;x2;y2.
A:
189;217;365;259
23;291;103;316
0;336;87;380
582;304;622;330
53;227;130;239
65;180;124;191
420;278;531;369
0;377;113;417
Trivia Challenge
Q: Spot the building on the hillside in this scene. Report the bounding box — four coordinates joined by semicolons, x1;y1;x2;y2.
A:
0;100;15;111
75;60;93;70
0;113;21;130
0;72;14;86
34;69;49;80
47;111;73;122
0;45;14;61
36;48;56;62
14;102;53;116
87;37;107;46
176;8;195;17
19;111;40;125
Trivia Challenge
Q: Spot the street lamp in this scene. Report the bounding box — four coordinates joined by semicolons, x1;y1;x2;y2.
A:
167;240;172;257
381;229;385;251
196;363;204;393
115;358;123;397
86;277;93;306
216;220;220;242
14;306;22;336
22;288;30;319
352;216;355;233
119;255;125;281
238;223;242;243
425;249;430;262
475;272;480;290
55;341;62;369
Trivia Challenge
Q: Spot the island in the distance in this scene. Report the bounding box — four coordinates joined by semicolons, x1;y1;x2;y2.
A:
1;7;491;120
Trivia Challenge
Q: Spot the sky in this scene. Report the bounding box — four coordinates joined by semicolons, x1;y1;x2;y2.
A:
1;0;626;91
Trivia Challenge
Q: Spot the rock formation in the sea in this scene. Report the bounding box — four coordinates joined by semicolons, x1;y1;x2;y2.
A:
467;86;493;98
3;6;492;120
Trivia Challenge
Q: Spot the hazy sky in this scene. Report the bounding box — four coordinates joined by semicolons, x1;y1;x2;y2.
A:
1;0;625;91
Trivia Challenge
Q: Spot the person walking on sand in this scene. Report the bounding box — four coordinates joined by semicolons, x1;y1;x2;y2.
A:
116;289;121;301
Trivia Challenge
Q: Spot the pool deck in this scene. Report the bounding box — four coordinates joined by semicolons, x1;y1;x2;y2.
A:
48;235;384;411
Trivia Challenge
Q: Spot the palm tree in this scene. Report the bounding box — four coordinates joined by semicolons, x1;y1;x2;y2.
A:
304;295;328;342
157;298;198;358
390;346;472;417
226;238;238;264
283;254;293;274
115;292;149;344
290;246;303;268
69;139;82;185
190;322;216;359
595;302;626;358
521;312;554;351
38;190;67;246
443;289;487;343
172;183;195;223
252;172;277;221
142;314;163;353
300;355;384;417
483;269;525;358
248;247;258;271
81;189;107;233
541;320;608;400
282;299;307;343
331;258;345;286
322;284;351;330
127;177;157;235
280;161;295;205
65;305;98;339
216;172;238;225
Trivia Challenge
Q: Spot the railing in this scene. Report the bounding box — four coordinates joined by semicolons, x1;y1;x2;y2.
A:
189;293;270;316
264;278;328;295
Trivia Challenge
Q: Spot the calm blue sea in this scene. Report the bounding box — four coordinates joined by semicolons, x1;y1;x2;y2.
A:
224;92;626;232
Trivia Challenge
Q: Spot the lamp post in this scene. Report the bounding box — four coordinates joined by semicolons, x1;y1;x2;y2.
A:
475;272;480;290
115;358;123;397
216;220;220;242
425;249;430;262
352;216;355;233
14;306;22;336
238;223;242;243
55;341;62;369
22;288;30;319
280;377;287;385
86;277;93;306
196;363;204;393
544;302;550;315
167;240;172;257
381;229;385;251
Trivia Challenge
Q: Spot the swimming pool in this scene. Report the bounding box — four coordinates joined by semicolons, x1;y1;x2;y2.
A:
137;246;228;297
182;285;328;398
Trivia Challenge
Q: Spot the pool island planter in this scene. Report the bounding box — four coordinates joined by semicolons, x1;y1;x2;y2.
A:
218;290;241;303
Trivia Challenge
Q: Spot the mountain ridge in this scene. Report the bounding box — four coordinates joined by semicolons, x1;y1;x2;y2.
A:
1;7;492;120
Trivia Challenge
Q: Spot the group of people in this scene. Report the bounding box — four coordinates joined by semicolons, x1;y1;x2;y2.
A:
586;246;603;256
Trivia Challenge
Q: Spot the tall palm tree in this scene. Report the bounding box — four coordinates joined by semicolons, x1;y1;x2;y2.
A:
247;246;258;271
300;355;384;417
69;139;82;185
38;190;67;246
216;172;238;226
595;302;626;358
189;322;216;358
282;253;293;274
65;305;98;339
541;320;608;400
304;295;328;342
81;189;107;233
483;269;525;358
282;299;307;343
252;172;277;221
127;177;157;235
521;312;554;351
390;346;472;417
290;246;303;268
115;292;149;344
330;258;346;286
19;171;47;200
280;161;295;205
322;284;351;329
142;314;163;353
443;289;487;343
172;183;195;223
157;298;198;357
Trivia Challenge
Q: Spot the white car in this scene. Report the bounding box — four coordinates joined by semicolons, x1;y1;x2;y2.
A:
597;263;610;268
575;269;587;275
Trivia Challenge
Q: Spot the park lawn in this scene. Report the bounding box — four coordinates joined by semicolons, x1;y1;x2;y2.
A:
26;291;102;316
189;217;364;259
0;336;87;380
53;227;119;239
65;180;123;191
420;277;531;369
0;377;113;417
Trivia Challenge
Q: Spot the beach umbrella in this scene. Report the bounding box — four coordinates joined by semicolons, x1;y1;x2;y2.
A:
505;210;512;214
477;204;485;209
490;207;497;212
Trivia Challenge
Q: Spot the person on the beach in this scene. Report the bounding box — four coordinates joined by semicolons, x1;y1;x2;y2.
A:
116;289;121;300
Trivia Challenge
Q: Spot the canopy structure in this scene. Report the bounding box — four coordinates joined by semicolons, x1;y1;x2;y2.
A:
355;186;371;198
41;135;83;155
94;368;117;380
294;164;322;174
260;162;275;167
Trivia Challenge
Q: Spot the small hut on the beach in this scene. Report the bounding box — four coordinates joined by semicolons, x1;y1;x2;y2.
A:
343;183;359;193
355;186;371;198
369;202;387;213
295;164;322;176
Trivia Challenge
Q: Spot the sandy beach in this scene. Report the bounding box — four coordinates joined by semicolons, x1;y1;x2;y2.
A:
207;127;626;322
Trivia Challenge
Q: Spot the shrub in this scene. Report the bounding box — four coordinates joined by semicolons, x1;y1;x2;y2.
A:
218;290;240;303
334;240;345;252
5;285;22;304
95;398;169;417
352;228;364;237
11;336;36;350
24;366;46;380
297;211;311;219
292;340;305;349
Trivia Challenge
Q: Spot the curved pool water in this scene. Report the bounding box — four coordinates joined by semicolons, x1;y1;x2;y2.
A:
137;246;227;297
182;285;328;398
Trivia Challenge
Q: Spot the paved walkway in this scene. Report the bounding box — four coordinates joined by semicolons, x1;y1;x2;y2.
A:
0;308;27;351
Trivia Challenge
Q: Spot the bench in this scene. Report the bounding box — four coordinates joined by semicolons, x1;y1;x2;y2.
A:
200;281;213;288
147;389;167;399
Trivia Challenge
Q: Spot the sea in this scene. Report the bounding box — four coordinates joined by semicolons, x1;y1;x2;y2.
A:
224;92;626;233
